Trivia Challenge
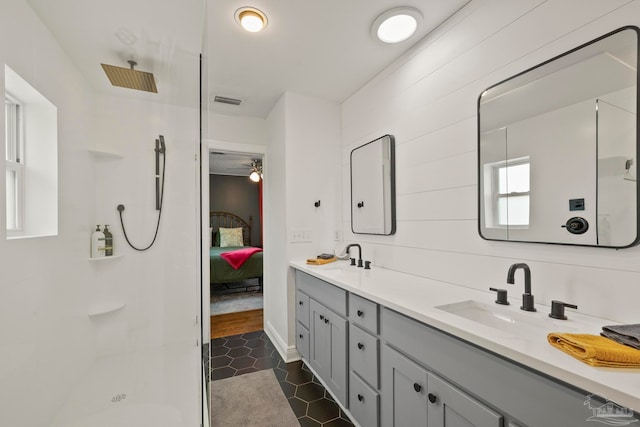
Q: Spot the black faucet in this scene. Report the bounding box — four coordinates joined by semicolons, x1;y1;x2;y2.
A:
506;263;536;312
346;244;363;267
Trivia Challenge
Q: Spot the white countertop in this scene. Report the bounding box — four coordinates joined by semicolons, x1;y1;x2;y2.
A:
290;259;640;411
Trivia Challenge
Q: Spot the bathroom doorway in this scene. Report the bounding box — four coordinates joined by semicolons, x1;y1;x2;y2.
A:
201;141;266;341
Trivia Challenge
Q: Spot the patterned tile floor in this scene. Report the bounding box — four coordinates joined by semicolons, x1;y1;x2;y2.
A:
209;330;354;427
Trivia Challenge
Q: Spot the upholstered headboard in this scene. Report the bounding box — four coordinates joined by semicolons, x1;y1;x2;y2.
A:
210;211;252;246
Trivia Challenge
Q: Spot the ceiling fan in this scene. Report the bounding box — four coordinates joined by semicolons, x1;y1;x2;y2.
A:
249;159;263;182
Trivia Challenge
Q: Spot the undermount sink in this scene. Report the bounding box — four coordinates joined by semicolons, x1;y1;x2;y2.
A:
435;299;570;335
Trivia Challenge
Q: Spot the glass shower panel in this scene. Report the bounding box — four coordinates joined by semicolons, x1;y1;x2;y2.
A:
596;98;637;246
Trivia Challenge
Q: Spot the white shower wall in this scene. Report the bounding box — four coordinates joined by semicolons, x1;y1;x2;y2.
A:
341;0;640;324
0;0;202;425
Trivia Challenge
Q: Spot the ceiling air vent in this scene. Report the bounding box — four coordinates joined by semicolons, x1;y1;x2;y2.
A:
214;95;242;106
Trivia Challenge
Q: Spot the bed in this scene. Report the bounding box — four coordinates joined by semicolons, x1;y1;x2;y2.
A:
209;211;263;286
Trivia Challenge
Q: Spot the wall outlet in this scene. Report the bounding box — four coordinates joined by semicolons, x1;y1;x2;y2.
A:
290;229;313;243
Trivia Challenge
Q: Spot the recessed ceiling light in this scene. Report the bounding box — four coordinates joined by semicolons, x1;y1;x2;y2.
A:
234;7;268;33
372;7;422;44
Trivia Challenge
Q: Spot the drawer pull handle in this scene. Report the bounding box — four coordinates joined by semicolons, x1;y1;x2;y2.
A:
357;310;364;317
428;393;437;404
324;318;330;324
357;394;364;402
413;383;422;393
357;342;364;350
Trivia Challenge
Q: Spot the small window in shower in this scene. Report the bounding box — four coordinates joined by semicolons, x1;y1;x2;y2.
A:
5;65;58;239
5;94;23;232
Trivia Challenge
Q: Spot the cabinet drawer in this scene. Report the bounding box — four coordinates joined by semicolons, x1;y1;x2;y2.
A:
296;270;347;316
296;291;310;328
296;322;310;361
349;324;379;388
349;372;379;427
349;293;379;333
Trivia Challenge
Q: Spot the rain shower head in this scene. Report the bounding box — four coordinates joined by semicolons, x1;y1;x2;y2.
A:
101;60;157;93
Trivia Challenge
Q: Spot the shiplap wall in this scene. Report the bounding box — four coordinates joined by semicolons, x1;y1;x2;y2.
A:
341;0;640;324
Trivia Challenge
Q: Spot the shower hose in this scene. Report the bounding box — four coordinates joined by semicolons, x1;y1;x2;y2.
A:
117;137;166;251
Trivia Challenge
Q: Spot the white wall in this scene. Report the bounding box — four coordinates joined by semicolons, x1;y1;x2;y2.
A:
341;0;640;324
263;92;341;359
0;2;96;425
0;1;201;425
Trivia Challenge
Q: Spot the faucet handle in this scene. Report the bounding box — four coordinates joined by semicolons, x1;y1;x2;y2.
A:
350;258;356;266
549;300;578;320
489;288;509;305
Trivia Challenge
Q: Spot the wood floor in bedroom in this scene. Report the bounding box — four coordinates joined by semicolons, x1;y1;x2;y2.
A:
210;309;263;339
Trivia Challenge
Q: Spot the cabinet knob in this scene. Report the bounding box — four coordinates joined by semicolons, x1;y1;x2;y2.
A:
357;394;364;402
319;315;324;321
413;383;422;392
299;334;303;339
357;342;364;350
299;301;303;306
357;310;364;317
428;393;437;404
324;318;329;324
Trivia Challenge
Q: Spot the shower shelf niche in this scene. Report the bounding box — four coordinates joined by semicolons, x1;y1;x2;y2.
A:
88;149;124;159
89;254;123;261
87;302;126;317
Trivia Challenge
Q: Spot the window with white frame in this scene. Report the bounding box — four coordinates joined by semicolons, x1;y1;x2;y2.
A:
5;64;58;239
493;158;530;227
5;94;23;232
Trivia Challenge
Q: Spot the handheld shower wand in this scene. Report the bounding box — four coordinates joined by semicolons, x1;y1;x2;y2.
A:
118;135;167;251
154;136;166;210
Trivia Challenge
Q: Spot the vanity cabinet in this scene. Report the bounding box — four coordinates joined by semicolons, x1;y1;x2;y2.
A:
309;299;348;404
295;271;348;406
293;267;606;427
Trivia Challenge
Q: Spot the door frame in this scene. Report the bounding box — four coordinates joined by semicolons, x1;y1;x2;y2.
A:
201;139;267;342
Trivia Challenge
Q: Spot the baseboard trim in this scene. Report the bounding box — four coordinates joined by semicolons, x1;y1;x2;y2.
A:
264;320;301;363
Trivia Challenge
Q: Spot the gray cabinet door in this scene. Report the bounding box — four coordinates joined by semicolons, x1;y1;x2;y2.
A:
309;300;331;378
381;344;429;427
309;299;348;405
427;373;503;427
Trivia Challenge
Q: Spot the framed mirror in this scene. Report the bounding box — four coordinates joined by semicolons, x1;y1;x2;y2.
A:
351;134;396;235
478;26;639;248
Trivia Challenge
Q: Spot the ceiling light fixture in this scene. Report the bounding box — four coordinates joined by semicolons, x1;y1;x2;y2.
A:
249;159;263;182
372;7;422;44
235;7;268;33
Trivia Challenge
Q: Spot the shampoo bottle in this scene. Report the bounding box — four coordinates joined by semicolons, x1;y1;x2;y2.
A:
91;225;106;258
103;225;113;256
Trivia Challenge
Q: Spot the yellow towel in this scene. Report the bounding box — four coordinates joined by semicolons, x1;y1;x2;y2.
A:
547;333;640;367
306;256;337;265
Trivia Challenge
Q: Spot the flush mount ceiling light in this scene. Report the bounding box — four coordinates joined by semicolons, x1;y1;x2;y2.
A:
372;7;422;44
235;7;268;33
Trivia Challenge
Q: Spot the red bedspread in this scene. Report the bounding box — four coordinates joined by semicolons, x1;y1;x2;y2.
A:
220;247;263;270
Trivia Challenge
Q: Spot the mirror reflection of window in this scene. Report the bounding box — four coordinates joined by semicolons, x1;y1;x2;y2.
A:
491;159;530;227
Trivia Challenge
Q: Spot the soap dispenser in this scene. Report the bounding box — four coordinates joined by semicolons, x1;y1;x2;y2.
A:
91;225;106;258
103;225;113;256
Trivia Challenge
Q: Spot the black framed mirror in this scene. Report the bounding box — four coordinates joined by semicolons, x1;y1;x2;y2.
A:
351;134;396;235
478;26;639;248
